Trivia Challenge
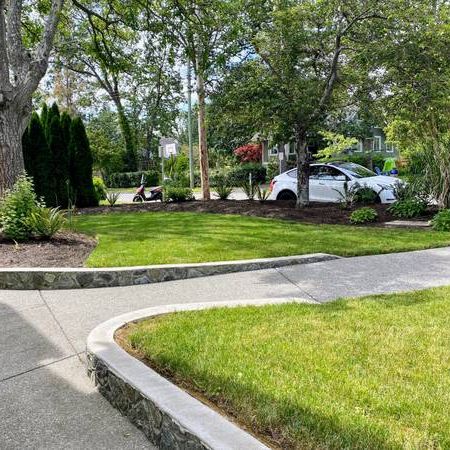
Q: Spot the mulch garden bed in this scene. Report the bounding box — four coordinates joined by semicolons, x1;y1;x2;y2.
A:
78;199;435;226
0;231;96;268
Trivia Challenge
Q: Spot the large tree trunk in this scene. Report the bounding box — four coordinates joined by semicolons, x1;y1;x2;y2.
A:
196;70;210;200
0;105;26;197
295;131;310;208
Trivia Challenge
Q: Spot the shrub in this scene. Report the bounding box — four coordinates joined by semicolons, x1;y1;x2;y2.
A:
257;186;271;202
68;117;98;207
388;199;427;219
0;175;42;240
22;112;54;206
241;180;258;200
93;177;107;201
334;182;360;209
354;186;379;205
26;207;66;239
431;209;450;231
266;158;280;182
213;176;233;200
349;207;378;224
105;171;159;188
164;186;194;202
106;191;120;206
234;144;262;163
228;163;266;186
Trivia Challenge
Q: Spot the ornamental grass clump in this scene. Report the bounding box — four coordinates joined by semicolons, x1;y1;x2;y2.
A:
26;207;66;239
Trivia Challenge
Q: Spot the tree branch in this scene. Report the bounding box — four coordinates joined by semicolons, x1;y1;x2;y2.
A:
6;0;28;79
0;0;11;96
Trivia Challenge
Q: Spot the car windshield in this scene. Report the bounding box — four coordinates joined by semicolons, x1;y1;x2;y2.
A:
332;162;376;179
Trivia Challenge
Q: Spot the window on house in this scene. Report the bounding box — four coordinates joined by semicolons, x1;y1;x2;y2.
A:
385;142;395;153
353;141;363;152
269;147;278;156
373;136;382;152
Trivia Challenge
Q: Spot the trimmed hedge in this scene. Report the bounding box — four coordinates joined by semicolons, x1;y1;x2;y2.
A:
211;163;267;187
105;171;159;188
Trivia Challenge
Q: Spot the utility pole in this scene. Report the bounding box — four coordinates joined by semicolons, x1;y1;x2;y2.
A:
187;60;194;189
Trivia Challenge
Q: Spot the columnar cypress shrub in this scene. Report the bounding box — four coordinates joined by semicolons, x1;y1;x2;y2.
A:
48;115;69;207
23;113;54;205
69;117;98;207
40;103;49;134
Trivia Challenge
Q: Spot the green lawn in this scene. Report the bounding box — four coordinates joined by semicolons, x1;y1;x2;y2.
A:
125;287;450;449
73;211;450;267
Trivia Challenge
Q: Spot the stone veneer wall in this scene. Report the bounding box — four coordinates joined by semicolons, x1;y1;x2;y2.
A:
87;352;210;450
0;253;339;290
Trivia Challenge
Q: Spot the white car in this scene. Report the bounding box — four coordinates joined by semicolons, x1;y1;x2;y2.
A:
269;162;399;203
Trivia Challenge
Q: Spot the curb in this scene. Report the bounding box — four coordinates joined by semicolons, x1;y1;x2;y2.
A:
86;298;313;449
0;253;339;290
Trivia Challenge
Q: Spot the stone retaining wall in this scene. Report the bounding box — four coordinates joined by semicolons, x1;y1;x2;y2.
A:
0;253;339;290
87;300;302;449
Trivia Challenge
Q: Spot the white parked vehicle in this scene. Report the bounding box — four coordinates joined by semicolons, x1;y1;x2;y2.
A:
269;162;400;204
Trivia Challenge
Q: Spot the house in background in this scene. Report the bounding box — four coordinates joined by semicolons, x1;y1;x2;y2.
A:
261;126;398;170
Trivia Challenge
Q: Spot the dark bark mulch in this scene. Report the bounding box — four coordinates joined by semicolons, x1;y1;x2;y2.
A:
0;231;97;268
77;199;433;226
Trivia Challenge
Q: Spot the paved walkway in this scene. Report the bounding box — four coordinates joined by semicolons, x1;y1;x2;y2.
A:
118;187;249;204
2;246;450;449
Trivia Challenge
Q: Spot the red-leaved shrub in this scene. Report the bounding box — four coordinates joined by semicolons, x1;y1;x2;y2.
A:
234;144;262;163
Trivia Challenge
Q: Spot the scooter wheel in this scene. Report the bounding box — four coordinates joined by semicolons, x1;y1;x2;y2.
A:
133;195;143;203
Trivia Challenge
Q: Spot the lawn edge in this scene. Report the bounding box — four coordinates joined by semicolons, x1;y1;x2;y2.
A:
0;253;338;290
86;298;312;450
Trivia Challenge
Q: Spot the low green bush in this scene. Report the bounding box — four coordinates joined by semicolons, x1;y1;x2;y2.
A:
228;163;267;185
105;171;159;188
431;209;450;231
93;177;107;201
354;186;379;205
388;199;427;219
26;206;66;239
266;158;280;181
164;186;194;202
0;175;42;240
350;207;378;224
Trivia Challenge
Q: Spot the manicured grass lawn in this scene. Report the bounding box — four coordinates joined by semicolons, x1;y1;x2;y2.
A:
73;211;450;267
125;287;450;449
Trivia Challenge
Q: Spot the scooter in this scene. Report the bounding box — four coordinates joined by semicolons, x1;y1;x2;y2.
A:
133;176;163;202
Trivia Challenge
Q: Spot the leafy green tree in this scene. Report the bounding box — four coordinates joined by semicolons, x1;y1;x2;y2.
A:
69;117;98;207
57;1;142;172
144;0;246;200
0;0;64;195
86;109;125;177
380;3;450;208
23;112;54;205
251;1;388;206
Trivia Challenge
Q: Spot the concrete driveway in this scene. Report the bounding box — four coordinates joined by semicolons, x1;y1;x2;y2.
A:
118;187;250;204
2;246;450;448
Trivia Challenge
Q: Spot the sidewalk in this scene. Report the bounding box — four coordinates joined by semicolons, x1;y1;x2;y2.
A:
2;246;450;448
